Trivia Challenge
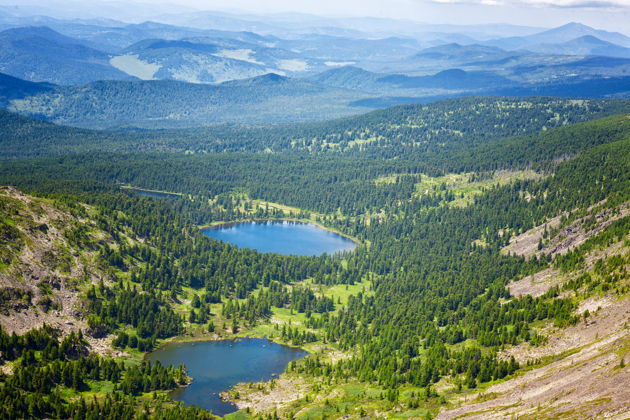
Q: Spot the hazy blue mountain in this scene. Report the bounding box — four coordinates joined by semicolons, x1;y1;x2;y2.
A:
45;21;280;53
0;72;371;128
110;36;327;83
378;69;513;90
510;55;630;82
413;43;515;63
404;23;543;39
154;10;284;34
111;38;268;83
2;15;628;107
108;31;424;85
157;10;543;40
531;22;630;46
0;72;55;106
486;22;630;50
273;34;421;64
0;0;195;23
309;66;513;92
41;21;215;52
525;35;630;58
0;26;135;84
307;66;385;91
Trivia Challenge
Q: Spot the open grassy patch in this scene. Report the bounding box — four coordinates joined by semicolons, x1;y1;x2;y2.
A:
414;170;545;208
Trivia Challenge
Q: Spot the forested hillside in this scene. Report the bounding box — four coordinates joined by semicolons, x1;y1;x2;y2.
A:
1;96;630;158
0;98;628;418
2;4;630;418
0;91;630;419
2;73;370;128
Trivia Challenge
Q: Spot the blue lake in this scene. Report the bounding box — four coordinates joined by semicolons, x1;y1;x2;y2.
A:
147;338;307;416
201;221;357;256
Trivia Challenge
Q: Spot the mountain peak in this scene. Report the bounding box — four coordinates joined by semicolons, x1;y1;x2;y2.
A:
256;72;287;83
543;22;596;36
560;22;592;30
227;72;289;87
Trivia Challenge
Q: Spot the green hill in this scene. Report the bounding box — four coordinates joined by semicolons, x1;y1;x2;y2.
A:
1;96;630;158
2;73;371;128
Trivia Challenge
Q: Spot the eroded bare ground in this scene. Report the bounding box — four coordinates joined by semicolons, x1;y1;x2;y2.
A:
508;236;628;299
502;213;564;258
442;218;630;419
502;201;629;260
224;375;311;413
507;268;566;298
438;295;630;419
0;186;116;355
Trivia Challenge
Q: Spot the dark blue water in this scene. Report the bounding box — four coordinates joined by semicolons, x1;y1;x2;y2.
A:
201;221;357;256
147;338;307;416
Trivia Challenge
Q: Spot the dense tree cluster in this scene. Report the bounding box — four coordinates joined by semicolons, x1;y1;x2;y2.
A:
0;326;202;419
86;282;183;340
2;97;629;157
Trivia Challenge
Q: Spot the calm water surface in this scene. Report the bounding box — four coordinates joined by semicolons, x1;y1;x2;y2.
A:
202;221;357;256
147;338;307;416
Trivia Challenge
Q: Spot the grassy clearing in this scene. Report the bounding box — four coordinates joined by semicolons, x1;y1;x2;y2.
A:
150;276;374;366
414;170;545;208
224;411;251;420
374;170;545;215
236;378;443;420
236;277;373;354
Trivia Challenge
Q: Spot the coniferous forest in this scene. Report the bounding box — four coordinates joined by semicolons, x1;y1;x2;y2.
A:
0;91;628;419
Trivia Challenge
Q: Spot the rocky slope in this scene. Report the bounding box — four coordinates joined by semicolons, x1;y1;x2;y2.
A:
0;186;124;355
439;201;630;419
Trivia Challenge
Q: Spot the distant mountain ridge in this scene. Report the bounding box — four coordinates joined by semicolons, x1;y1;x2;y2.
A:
1;19;630;90
111;35;325;83
525;35;630;58
0;18;629;112
414;43;510;61
0;26;135;84
0;72;54;106
484;22;630;50
309;66;513;92
0;72;371;128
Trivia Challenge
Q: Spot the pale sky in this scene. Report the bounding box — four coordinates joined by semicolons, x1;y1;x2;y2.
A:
2;0;630;34
160;0;630;33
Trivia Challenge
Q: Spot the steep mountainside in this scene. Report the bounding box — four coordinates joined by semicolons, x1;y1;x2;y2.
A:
0;187;122;354
441;193;630;418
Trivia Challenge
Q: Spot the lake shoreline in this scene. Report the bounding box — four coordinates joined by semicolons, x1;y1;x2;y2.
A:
199;218;361;246
120;185;359;245
147;334;308;353
146;337;308;416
